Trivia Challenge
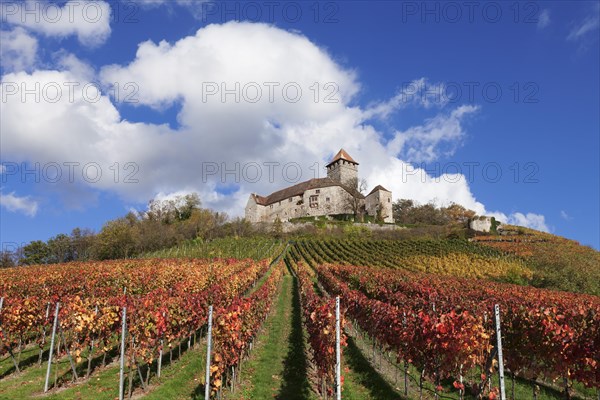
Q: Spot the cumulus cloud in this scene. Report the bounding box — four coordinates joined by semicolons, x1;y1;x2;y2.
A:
0;27;38;72
0;191;39;216
490;211;550;232
1;21;547;229
3;0;112;46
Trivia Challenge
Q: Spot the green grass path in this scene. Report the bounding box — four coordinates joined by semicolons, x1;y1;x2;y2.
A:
228;265;405;400
227;270;314;400
0;336;207;400
341;336;405;400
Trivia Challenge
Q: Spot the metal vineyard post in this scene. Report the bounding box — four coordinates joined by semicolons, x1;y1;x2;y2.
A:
119;305;127;400
335;296;341;400
205;305;213;400
44;302;60;393
495;304;506;400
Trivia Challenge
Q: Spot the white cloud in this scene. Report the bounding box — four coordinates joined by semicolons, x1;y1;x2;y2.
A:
567;4;599;41
387;105;479;162
0;21;546;229
3;0;112;46
363;78;448;120
0;191;39;216
490;211;550;232
0;27;38;72
133;0;209;19
560;210;572;221
537;9;551;29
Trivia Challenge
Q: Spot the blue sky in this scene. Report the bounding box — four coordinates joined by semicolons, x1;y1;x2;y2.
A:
1;0;599;249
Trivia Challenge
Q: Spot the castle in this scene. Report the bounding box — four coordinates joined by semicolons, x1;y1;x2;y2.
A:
245;149;394;223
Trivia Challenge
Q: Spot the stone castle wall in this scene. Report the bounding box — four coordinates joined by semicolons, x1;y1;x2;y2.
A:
246;153;394;223
365;190;394;223
253;186;356;223
244;196;263;223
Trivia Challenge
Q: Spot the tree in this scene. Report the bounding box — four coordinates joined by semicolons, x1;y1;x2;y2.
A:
413;203;448;225
177;193;201;221
21;240;51;265
272;216;284;238
145;193;201;224
0;251;16;268
392;198;453;225
93;218;137;260
70;227;95;261
442;203;476;225
223;217;254;237
343;177;368;221
392;199;415;223
375;206;386;224
47;233;73;263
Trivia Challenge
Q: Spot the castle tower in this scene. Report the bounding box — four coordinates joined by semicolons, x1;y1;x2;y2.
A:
326;149;358;188
365;185;394;223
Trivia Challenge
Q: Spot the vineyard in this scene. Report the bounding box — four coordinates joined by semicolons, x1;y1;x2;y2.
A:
291;238;533;283
1;236;599;399
0;255;284;399
285;241;600;399
471;228;600;296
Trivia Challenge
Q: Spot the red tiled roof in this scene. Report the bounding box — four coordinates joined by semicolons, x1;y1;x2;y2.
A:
252;177;364;206
326;148;358;167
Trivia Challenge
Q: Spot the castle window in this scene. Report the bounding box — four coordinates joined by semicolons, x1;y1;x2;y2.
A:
309;195;318;208
316;189;320;194
326;197;330;202
388;198;390;203
289;197;293;202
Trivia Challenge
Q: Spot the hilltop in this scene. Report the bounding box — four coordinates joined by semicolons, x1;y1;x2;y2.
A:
144;220;600;297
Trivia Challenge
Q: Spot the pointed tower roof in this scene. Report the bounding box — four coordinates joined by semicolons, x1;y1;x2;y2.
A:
367;185;391;195
326;148;359;167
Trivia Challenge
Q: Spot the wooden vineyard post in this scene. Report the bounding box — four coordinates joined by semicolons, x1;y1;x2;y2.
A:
119;305;127;400
335;296;341;400
44;302;60;393
205;305;213;400
459;364;464;400
419;368;425;400
563;377;571;400
494;304;506;400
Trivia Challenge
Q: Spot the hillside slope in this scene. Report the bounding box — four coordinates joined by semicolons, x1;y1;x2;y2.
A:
471;226;600;296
